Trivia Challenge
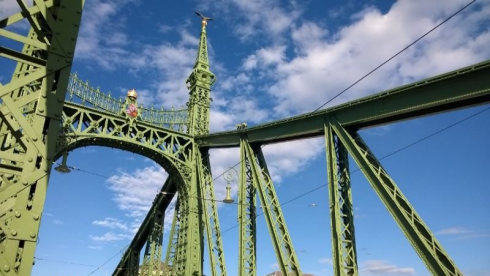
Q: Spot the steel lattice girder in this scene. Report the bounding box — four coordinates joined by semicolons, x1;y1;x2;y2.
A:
241;139;302;276
198;60;490;148
112;178;176;276
0;1;84;275
164;198;180;275
325;123;359;276
59;102;194;180
238;135;257;276
330;119;463;276
196;148;227;276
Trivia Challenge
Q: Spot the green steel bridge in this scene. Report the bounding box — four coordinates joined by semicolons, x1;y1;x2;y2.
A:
0;1;489;276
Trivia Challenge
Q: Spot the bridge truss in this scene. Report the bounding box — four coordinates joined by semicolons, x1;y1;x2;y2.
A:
0;1;489;276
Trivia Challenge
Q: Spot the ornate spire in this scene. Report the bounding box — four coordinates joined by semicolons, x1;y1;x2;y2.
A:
186;12;216;135
194;11;213;68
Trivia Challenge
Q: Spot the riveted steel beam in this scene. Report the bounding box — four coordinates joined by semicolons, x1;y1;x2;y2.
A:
330;119;462;276
241;139;302;276
325;123;358;276
0;1;84;275
238;135;257;276
198;60;490;148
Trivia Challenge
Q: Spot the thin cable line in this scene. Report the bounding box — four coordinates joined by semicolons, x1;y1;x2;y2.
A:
86;245;129;276
50;1;479;271
220;105;490;234
34;257;97;268
190;0;477;192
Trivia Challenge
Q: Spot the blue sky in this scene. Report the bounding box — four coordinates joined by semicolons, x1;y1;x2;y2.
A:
1;0;489;276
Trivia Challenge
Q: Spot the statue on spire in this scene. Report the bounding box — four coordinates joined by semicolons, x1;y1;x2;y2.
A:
195;11;213;26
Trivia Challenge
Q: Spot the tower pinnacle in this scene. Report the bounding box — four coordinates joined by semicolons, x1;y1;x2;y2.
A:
186;12;216;135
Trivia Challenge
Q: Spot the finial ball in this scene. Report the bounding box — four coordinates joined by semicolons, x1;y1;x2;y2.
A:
202;20;207;26
127;89;137;99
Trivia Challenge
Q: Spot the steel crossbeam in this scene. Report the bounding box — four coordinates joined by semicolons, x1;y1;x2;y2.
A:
198;60;490;148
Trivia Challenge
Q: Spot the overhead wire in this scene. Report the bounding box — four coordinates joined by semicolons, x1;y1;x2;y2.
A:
46;0;480;271
219;105;490;234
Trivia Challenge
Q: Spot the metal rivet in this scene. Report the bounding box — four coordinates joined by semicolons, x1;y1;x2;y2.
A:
33;214;40;220
39;108;44;113
30;233;36;238
28;158;33;162
11;230;17;236
15;212;21;218
22;180;28;186
33;137;38;141
3;265;10;272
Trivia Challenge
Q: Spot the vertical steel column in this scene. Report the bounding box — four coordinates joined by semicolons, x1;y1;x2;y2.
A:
197;148;227;276
141;210;164;276
238;136;257;276
0;1;84;275
241;140;302;276
165;199;180;275
174;191;189;275
325;123;358;276
331;119;463;276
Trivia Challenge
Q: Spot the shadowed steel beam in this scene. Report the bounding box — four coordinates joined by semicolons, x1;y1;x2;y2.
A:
112;178;176;276
198;60;490;148
330;119;462;276
141;209;164;276
325;123;358;276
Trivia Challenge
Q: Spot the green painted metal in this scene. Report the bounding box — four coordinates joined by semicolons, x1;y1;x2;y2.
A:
164;199;180;275
141;209;164;276
113;178;176;276
241;139;302;276
197;60;490;148
1;2;487;275
330;119;463;276
197;149;227;276
186;17;215;136
238;136;257;276
325;123;358;276
0;1;84;275
66;73;189;131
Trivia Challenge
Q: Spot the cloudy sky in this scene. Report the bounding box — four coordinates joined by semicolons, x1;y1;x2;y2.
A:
1;0;489;276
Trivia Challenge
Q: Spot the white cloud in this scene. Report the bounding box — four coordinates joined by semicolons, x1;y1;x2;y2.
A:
90;232;132;242
436;227;473;235
88;245;103;250
242;0;490;116
93;218;129;231
52;219;64;225
361;260;415;275
436;227;490;240
107;165;168;219
318;257;333;265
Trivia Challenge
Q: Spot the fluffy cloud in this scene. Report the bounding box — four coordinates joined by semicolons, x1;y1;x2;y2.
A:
89;232;132;242
93;218;129;231
245;0;490;116
361;260;415;275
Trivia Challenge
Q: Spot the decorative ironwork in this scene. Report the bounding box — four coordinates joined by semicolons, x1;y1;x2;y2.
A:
67;73;189;131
